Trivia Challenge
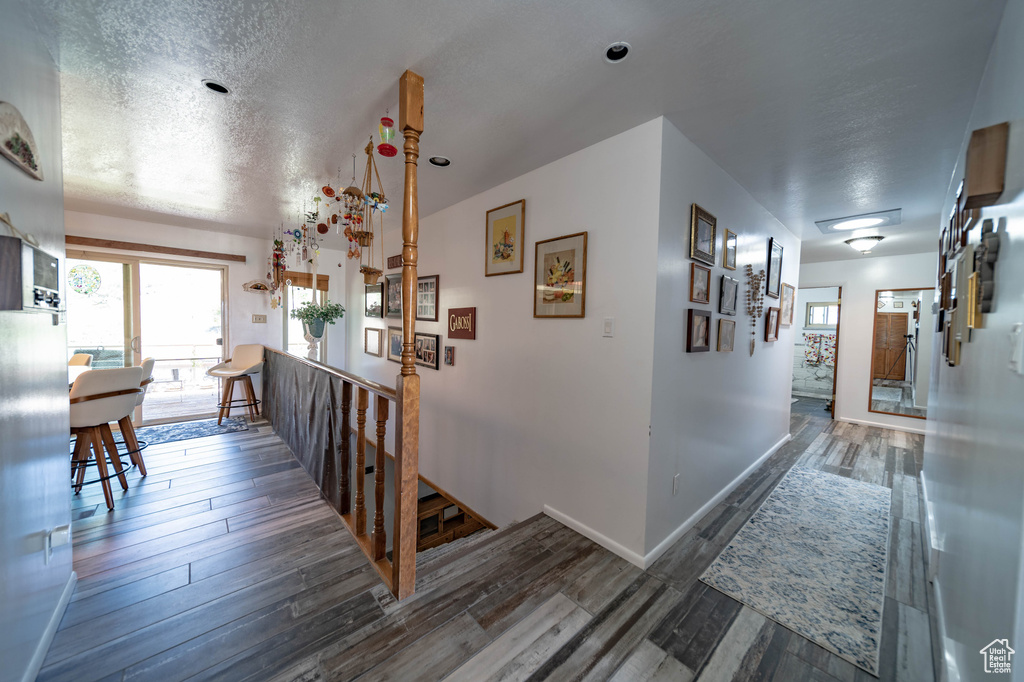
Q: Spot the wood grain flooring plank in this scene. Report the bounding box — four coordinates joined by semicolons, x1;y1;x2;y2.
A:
693;606;766;682
562;552;644;615
60;564;190;629
73;519;229;578
608;639;695;682
360;612;490;682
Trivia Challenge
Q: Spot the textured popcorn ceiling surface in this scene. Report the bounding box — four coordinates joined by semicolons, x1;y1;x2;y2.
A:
35;0;1006;261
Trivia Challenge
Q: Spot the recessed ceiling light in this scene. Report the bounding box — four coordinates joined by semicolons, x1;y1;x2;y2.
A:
845;236;884;253
604;42;631;63
815;209;901;235
202;79;229;94
428;156;451;167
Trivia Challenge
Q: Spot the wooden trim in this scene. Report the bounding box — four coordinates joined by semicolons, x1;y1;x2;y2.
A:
65;236;246;263
69;387;143;404
264;346;396;401
282;270;329;292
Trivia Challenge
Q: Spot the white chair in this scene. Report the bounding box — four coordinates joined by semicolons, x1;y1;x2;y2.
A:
115;357;155;476
68;353;93;367
69;367;144;511
207;344;264;425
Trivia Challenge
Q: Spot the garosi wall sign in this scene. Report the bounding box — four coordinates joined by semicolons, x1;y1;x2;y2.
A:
448;307;476;340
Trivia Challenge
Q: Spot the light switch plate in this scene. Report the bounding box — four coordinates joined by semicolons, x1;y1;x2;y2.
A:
603;317;614;337
252;314;267;324
672;474;680;496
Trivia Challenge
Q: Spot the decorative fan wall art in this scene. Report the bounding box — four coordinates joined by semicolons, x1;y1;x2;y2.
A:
0;102;42;181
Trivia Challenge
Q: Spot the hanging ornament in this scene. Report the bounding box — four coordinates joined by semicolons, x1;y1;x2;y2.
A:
377;111;397;157
354;137;388;284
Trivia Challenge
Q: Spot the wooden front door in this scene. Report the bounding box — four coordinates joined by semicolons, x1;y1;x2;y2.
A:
873;312;909;380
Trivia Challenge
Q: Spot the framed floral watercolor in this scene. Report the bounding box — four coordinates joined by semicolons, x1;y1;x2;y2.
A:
723;228;737;270
364;283;383;318
364;327;383;357
485;199;525;276
717;319;736;352
780;283;795;327
720;275;739;316
765;307;780;342
690;204;717;266
416;275;439;322
766;238;783;299
387;326;403;363
385;274;402;318
534;232;587;318
690;263;711;304
414;332;440;370
686;308;711;353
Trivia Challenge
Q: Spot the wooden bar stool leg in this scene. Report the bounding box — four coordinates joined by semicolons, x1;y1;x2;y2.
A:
218;377;234;425
90;426;115;510
118;416;147;476
242;376;257;421
249;376;260;416
100;424;129;491
70;430;88;481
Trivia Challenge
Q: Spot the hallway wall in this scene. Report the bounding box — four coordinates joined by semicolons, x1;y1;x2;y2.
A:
923;0;1024;678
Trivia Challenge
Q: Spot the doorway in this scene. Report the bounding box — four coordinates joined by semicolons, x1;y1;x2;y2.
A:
65;252;227;424
791;285;842;418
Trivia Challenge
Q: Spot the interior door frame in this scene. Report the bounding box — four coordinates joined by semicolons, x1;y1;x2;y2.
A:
66;248;230;425
830;286;842;419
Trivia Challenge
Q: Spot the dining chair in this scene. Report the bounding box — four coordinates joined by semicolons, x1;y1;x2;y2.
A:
68;353;93;367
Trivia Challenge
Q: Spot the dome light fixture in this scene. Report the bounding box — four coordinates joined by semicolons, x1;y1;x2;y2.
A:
831;217;885;231
428;156;451;167
604;42;631;63
845;236;884;254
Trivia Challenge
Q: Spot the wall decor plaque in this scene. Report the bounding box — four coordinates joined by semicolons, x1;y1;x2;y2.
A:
448;307;476;340
387;254;403;269
0;102;42;181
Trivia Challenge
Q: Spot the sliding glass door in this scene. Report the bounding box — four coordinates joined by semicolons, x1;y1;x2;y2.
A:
65;252;227;424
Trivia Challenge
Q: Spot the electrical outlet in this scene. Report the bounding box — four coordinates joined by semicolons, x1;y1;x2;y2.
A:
252;314;267;324
672;474;680;496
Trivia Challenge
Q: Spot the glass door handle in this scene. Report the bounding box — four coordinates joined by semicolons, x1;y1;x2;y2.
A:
131;336;141;353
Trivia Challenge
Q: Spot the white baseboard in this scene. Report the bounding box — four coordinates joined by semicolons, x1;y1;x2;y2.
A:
920;474;956;682
837;416;926;435
640;433;793;569
542;505;647;568
22;570;76;682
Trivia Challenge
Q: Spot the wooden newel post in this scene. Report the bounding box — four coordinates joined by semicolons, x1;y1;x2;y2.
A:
393;69;424;599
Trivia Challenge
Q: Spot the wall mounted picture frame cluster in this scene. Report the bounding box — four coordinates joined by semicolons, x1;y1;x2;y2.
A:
364;283;383;318
534;231;587;318
690;205;717;265
687;309;711;352
485;199;526;277
416;275;439;321
690;263;711;304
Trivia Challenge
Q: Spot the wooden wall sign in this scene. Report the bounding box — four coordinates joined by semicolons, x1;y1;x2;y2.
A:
448;307;476;340
964;122;1009;209
387;254;403;269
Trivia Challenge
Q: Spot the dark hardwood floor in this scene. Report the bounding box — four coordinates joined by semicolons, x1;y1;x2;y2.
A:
40;411;934;681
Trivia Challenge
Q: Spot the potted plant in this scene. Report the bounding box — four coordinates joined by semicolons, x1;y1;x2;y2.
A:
290;299;346;339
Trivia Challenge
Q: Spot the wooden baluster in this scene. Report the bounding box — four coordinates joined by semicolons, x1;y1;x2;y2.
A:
393;69;424;600
372;396;389;560
340;381;352;515
355;387;368;535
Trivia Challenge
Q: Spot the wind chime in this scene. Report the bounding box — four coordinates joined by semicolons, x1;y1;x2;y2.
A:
351;125;389;284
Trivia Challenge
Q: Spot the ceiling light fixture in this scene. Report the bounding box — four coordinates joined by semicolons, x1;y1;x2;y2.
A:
845;236;884;253
815;208;901;235
604;42;631;63
428;156;451;167
202;79;229;94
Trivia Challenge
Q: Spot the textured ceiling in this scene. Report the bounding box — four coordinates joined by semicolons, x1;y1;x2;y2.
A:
32;0;1006;262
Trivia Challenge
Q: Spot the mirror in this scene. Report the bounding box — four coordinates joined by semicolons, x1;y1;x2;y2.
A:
869;288;934;419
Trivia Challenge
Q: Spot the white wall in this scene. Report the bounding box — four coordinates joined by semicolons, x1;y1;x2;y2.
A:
346;119;665;561
800;252;937;434
923;0;1024;679
63;211;351;392
644;119;800;558
0;6;74;680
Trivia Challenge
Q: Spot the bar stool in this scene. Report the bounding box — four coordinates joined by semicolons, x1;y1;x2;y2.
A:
70;367;144;511
207;344;264;425
68;353;93;367
115;357;155;476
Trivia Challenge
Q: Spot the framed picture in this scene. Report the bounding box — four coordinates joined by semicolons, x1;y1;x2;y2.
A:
414;332;440;370
686;309;711;353
385;274;402;318
690;263;711;304
766;238;783;299
534;231;587;318
485;199;526;276
780;283;795;327
416;275;439;322
723;229;737;270
364;327;383;357
894;300;904;309
967;271;982;329
717;319;736;352
364;283;383;318
719;275;739;316
444;346;455;366
690;204;717;265
765;307;780;342
387;326;403;363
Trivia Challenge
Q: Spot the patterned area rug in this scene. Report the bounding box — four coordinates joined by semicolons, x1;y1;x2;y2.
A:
130;417;249;447
700;467;891;674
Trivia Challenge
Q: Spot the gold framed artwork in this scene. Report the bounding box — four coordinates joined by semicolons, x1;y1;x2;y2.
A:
485;199;526;276
416;275;439;322
690;263;711;304
723;229;737;270
534;231;587;318
387;326;403;363
780;283;795;327
765;307;780;342
686;309;711;352
967;271;982;329
364;327;383;357
690;204;717;266
717;319;736;352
